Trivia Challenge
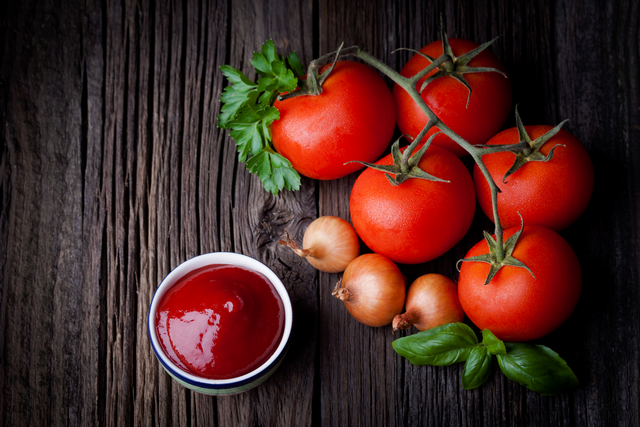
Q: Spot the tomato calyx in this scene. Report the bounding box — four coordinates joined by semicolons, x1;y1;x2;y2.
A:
478;106;568;183
459;218;534;285
347;130;449;186
404;16;507;108
277;43;360;101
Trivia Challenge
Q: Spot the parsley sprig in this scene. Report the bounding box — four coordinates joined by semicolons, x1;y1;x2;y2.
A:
218;40;305;195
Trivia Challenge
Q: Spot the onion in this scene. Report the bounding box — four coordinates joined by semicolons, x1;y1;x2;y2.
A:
279;216;359;273
392;274;464;333
332;253;406;327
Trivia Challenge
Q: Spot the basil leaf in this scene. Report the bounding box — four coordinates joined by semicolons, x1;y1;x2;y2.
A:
462;346;492;390
482;329;506;355
496;343;579;396
392;323;479;366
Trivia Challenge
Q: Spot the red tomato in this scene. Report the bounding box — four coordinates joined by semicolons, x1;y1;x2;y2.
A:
393;38;512;157
458;225;581;342
349;145;476;264
271;61;396;180
474;126;594;231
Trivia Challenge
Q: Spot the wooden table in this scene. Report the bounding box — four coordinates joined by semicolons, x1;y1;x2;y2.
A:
1;0;638;425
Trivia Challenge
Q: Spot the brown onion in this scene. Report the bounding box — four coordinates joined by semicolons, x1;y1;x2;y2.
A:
280;216;359;273
392;274;464;333
332;253;406;327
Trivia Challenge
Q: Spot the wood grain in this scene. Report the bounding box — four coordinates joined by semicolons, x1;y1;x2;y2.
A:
0;0;639;426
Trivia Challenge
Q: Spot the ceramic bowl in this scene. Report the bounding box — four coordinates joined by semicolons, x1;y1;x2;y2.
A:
148;252;293;395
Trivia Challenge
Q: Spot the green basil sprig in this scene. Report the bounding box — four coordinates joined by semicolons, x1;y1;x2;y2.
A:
392;323;578;396
496;342;579;395
218;40;304;195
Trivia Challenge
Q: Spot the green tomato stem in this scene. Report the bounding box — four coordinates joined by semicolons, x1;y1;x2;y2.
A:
354;49;506;260
400;118;436;172
408;55;448;85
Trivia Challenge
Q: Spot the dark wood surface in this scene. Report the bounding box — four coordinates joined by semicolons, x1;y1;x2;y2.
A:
1;0;639;425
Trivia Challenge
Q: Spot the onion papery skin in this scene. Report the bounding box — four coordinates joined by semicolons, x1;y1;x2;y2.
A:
302;216;360;273
392;274;464;332
333;254;406;327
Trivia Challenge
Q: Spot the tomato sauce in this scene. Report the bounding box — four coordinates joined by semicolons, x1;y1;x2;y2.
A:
155;264;285;379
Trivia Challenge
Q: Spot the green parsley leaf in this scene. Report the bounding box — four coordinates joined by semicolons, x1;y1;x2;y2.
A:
218;40;303;195
287;52;305;77
261;40;278;65
257;61;297;93
218;66;258;129
228;105;279;162
247;151;301;194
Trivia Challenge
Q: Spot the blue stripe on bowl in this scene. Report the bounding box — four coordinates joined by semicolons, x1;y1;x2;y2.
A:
148;324;291;395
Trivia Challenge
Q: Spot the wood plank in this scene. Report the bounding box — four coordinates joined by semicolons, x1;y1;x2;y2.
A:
102;0;133;422
317;1;402;426
131;0;157;425
551;1;640;426
215;0;318;426
0;0;87;425
79;0;107;425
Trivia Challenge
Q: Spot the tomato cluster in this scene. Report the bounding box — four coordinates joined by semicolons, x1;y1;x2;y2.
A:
267;34;593;343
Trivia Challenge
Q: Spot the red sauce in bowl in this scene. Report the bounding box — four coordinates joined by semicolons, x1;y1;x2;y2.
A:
155;264;285;379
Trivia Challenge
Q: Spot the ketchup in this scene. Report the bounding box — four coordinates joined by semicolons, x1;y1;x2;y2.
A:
155;264;285;379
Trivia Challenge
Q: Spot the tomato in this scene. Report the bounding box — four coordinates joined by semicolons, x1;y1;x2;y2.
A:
458;225;581;342
349;145;476;264
271;61;396;180
474;126;594;231
393;38;512;157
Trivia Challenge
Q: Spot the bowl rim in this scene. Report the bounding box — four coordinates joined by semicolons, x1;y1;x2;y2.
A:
147;252;293;387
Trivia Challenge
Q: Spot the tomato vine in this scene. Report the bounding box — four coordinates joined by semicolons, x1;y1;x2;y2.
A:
298;29;532;281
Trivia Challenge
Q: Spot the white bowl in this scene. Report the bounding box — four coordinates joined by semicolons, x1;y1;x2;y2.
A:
148;252;293;395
